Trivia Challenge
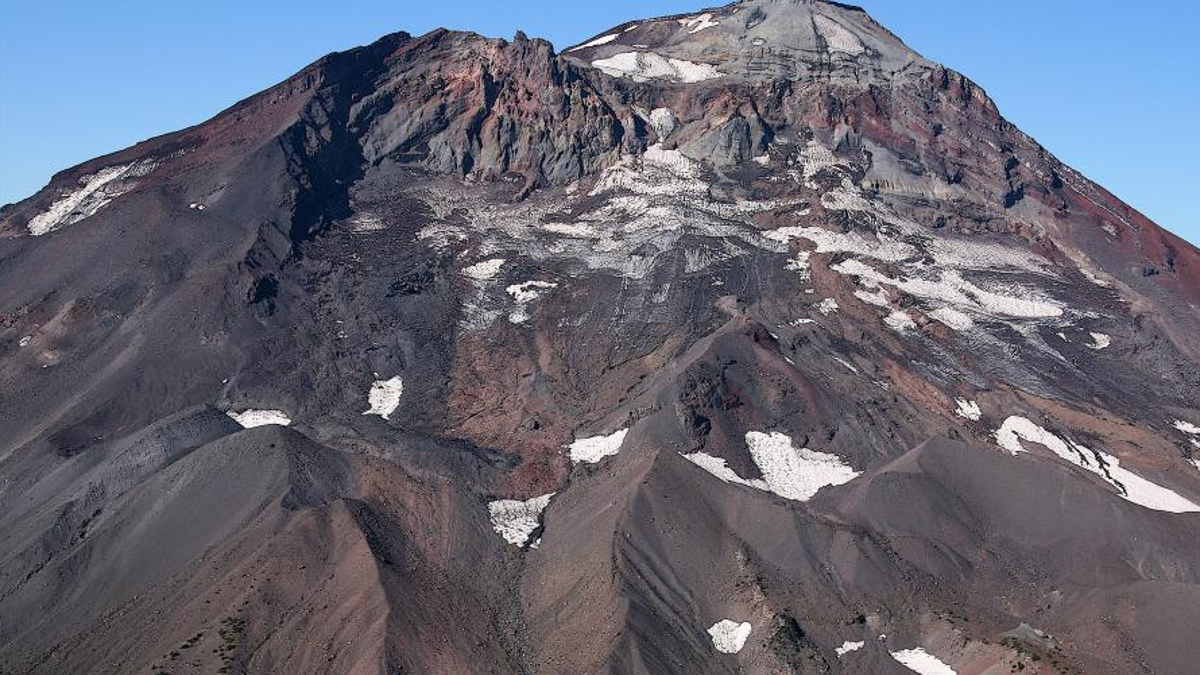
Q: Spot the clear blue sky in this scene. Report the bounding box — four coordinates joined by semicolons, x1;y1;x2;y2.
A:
1;1;1197;245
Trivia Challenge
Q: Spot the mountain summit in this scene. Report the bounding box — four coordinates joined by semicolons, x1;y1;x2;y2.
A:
2;2;1199;675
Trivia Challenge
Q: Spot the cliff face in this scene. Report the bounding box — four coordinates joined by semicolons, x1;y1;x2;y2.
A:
1;2;1199;675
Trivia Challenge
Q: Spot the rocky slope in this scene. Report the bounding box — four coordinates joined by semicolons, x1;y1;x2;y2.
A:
2;2;1199;674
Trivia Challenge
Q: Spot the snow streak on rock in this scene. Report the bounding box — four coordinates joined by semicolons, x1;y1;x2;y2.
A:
890;648;958;675
488;493;554;547
28;159;158;236
994;416;1200;513
568;428;629;464
707;619;751;654
568;33;619;52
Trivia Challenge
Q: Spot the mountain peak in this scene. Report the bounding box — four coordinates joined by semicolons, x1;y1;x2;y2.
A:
563;0;922;83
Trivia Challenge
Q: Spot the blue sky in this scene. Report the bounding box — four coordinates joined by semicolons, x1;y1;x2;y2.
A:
1;0;1197;245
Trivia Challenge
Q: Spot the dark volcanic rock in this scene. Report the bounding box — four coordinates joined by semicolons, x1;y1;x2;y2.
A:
1;1;1199;674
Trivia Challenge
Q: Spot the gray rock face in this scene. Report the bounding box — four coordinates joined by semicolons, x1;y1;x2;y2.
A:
1;2;1199;674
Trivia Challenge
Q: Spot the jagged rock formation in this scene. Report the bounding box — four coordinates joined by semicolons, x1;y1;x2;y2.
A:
2;2;1199;674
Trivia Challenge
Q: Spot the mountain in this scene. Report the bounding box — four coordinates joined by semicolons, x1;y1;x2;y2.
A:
2;1;1199;674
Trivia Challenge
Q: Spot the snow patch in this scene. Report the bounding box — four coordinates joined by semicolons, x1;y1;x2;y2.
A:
831;260;1062;322
816;298;839;315
569;34;619;51
462;258;505;280
18;335;32;348
929;307;974;331
955;399;982;421
592;51;723;83
832;356;859;374
1086;332;1111;350
854;288;889;307
707;620;751;654
885;310;916;332
683;431;861;502
765;226;917;263
489;493;554;546
890;648;957;675
505;280;558;323
568;428;628;464
785;251;811;281
679;13;719;34
362;376;403;420
226;409;291;428
836;641;865;656
647;107;678;139
814;14;866;55
994;416;1200;513
28;159;158;236
1173;420;1200;435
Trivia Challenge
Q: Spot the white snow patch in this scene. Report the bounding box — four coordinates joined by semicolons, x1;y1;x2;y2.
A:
816;298;839;315
349;212;385;232
226;409;292;428
568;428;628;464
1173;420;1200;435
832;260;1062;322
1080;267;1111;287
679;13;719;34
814;15;866;55
506;280;557;303
765;226;917;263
855;288;889;307
890;648;958;675
1086;332;1111;350
885;310;916;332
505;280;558;323
682;431;861;502
832;356;859;374
488;493;554;546
955;399;982;421
994;416;1200;513
462;258;505;280
541;222;600;238
28;159;158;236
647;107;678;139
707;620;751;654
835;641;865;656
929;307;975;331
592;51;723;83
362;376;403;420
18;335;32;348
785;250;811;281
568;34;619;51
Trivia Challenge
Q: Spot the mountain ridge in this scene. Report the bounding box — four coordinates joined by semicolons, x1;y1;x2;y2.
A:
1;2;1199;674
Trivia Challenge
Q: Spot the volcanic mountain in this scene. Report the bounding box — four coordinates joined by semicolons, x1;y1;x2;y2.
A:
2;1;1199;674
